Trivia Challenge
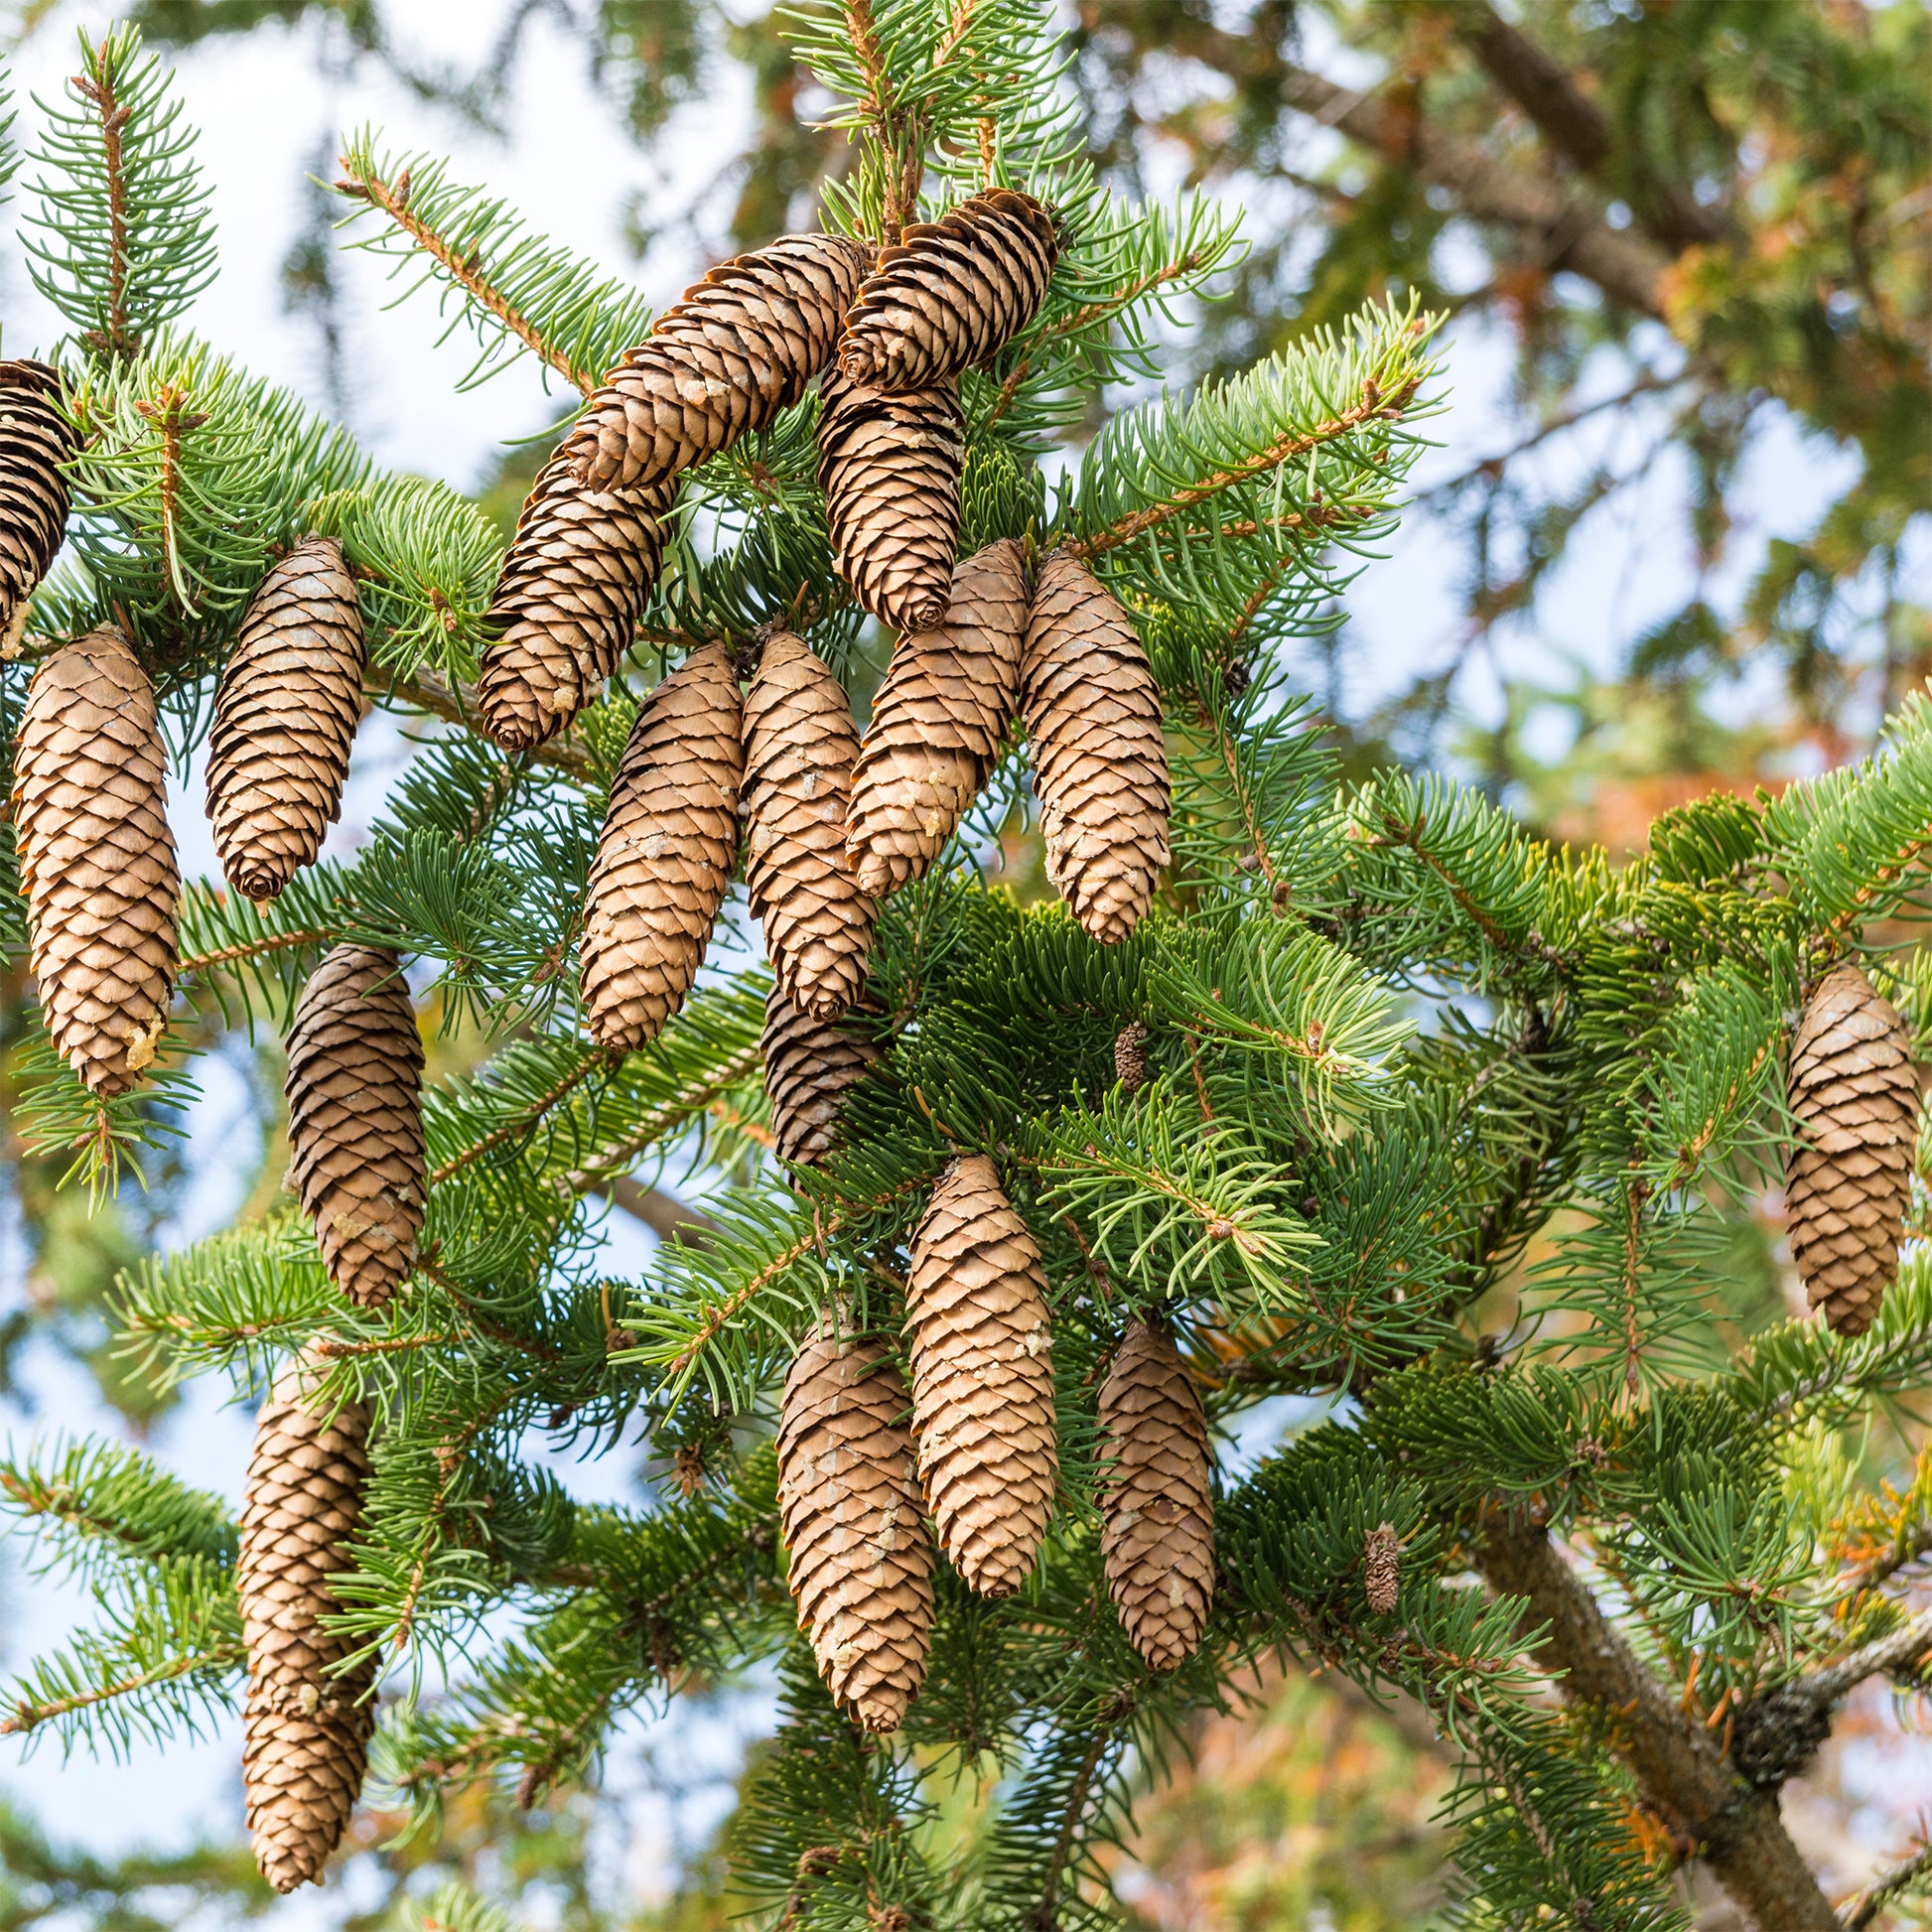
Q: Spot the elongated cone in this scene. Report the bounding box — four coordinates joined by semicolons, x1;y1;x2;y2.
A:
1022;550;1171;944
478;457;676;753
285;944;426;1311
762;987;881;1168
1364;1523;1400;1617
838;190;1060;391
581;642;744;1053
0;359;78;643
1098;1318;1214;1673
817;372;963;633
905;1153;1057;1596
744;629;874;1017
239;1348;376;1891
207;537;366;901
776;1312;933;1730
569;232;873;493
12;625;180;1095
844;538;1028;898
1786;962;1922;1335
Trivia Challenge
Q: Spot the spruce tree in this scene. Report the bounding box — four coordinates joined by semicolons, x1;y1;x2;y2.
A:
4;16;1932;1931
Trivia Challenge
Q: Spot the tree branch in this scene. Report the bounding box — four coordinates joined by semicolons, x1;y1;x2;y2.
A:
1448;1;1610;172
378;664;595;781
591;1175;724;1250
1839;1833;1932;1931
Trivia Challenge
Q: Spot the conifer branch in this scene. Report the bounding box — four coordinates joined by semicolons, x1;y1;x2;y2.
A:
428;1052;614;1189
1840;1834;1932;1930
383;665;594;780
73;55;133;358
0;1641;246;1739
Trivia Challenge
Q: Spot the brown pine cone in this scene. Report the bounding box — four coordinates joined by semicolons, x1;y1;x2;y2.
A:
837;189;1060;392
1364;1523;1401;1616
761;988;881;1168
569;232;872;493
1114;1021;1151;1094
1098;1318;1214;1673
776;1312;933;1731
477;456;677;753
0;359;78;644
1022;550;1171;945
1787;961;1922;1336
581;641;744;1053
817;372;963;633
904;1153;1057;1596
239;1348;377;1892
206;537;366;901
744;628;874;1018
285;944;427;1311
844;538;1028;898
11;625;180;1096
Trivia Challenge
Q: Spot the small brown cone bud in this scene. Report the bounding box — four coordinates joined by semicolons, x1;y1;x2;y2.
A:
207;537;366;901
761;987;881;1168
905;1154;1057;1596
776;1312;933;1731
12;625;180;1096
838;189;1060;391
817;372;963;633
1114;1021;1150;1094
844;538;1028;898
1022;551;1171;945
0;359;78;643
285;944;427;1311
1099;1318;1214;1673
1364;1523;1400;1616
1787;961;1922;1335
570;232;872;493
239;1349;377;1892
478;457;675;753
581;642;744;1053
744;629;875;1018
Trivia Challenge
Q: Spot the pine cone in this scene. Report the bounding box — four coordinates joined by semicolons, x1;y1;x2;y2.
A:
239;1349;377;1892
1364;1522;1400;1616
744;628;875;1017
12;625;180;1096
904;1154;1057;1596
837;190;1060;391
1786;962;1921;1336
206;537;366;901
285;944;427;1311
776;1312;933;1731
1098;1319;1214;1673
817;372;963;633
569;232;872;493
1022;550;1171;945
844;538;1028;898
581;641;744;1053
1114;1021;1150;1094
477;457;676;753
0;359;78;644
761;988;881;1167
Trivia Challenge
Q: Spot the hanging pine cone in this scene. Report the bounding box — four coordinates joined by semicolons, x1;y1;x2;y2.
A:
12;624;180;1096
569;231;872;493
744;628;874;1018
1098;1318;1214;1673
285;944;427;1311
775;1311;933;1731
206;537;366;901
1786;961;1922;1336
1021;550;1171;945
581;641;744;1053
761;988;881;1167
817;372;963;633
0;359;78;644
239;1348;377;1892
904;1153;1057;1597
477;457;676;753
844;538;1029;898
1114;1021;1150;1094
1364;1523;1401;1616
837;189;1060;392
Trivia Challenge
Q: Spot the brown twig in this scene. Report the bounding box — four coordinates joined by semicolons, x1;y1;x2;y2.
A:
0;1642;246;1738
73;52;137;358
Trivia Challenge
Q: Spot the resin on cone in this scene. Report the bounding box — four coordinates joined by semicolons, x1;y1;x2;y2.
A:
743;628;875;1018
904;1153;1057;1596
580;641;744;1053
1786;961;1922;1335
12;624;180;1095
761;988;881;1168
285;944;427;1310
845;537;1028;898
775;1312;933;1730
0;358;78;645
207;537;366;901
